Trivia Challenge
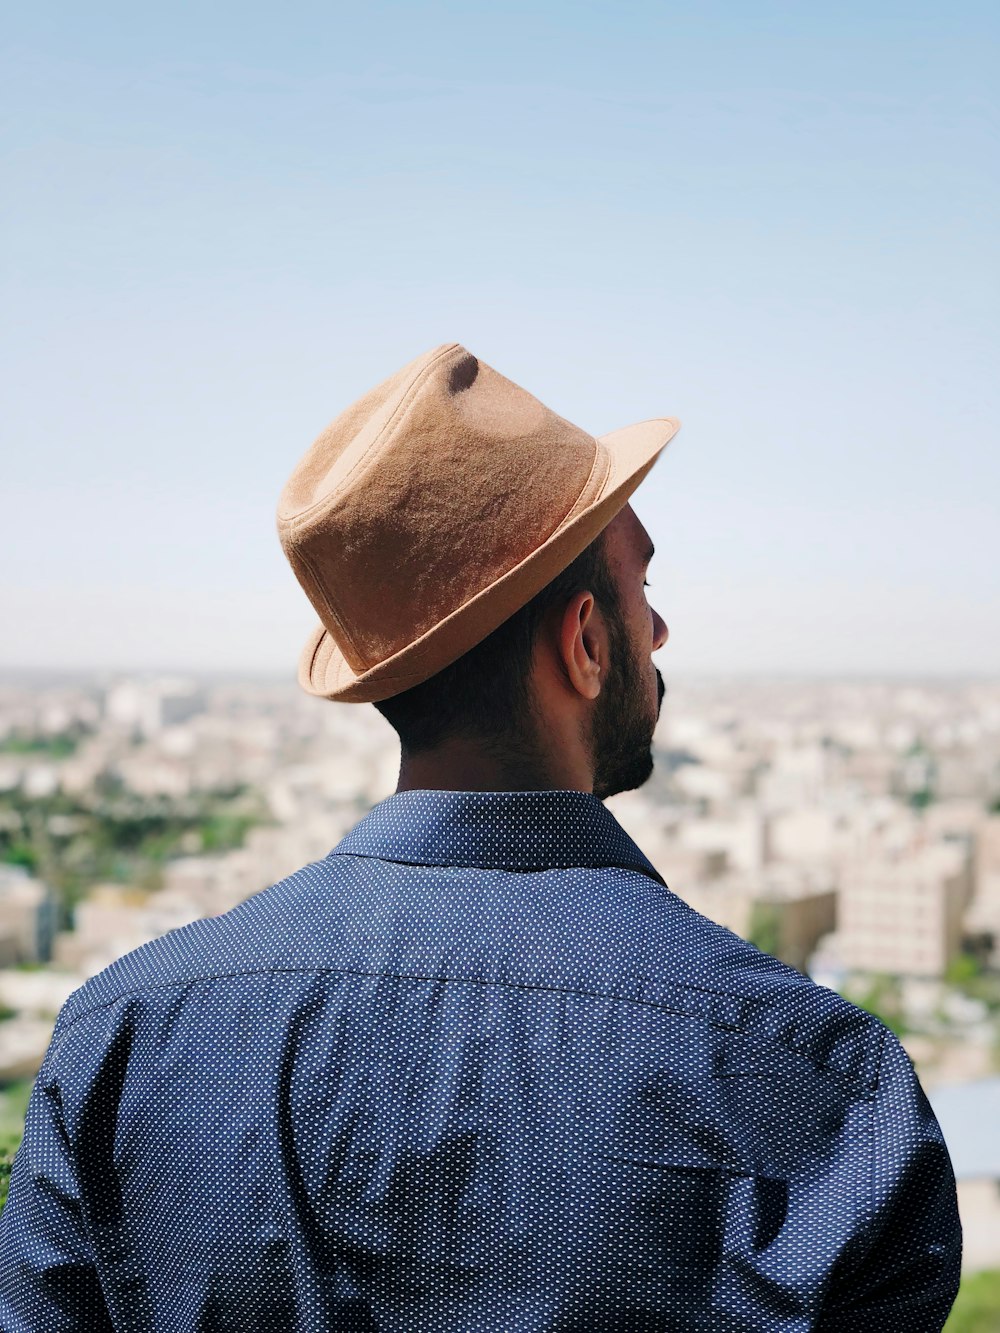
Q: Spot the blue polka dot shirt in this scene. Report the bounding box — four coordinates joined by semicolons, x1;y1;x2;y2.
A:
0;789;962;1330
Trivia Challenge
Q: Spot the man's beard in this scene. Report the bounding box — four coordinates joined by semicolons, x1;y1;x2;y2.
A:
589;614;664;800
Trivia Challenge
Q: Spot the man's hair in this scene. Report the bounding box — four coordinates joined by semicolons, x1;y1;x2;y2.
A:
373;529;621;753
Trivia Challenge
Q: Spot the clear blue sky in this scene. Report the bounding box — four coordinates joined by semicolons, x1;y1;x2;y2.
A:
4;1;998;677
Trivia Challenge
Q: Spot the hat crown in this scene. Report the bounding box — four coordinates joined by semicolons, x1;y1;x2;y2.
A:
277;344;608;674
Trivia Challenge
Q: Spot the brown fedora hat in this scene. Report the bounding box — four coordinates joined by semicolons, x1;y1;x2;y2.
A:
277;343;680;703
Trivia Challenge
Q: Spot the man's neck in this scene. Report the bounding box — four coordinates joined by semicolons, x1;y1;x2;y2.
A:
394;735;593;794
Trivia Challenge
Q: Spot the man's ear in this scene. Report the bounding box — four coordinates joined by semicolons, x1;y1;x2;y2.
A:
559;591;603;701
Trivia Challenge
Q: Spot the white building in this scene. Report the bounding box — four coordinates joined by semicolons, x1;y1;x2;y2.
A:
837;840;972;977
0;866;55;966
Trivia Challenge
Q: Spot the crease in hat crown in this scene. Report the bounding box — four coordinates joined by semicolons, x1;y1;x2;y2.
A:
277;342;680;704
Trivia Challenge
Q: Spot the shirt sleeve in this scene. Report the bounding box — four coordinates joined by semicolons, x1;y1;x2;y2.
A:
0;1034;113;1333
818;1025;963;1331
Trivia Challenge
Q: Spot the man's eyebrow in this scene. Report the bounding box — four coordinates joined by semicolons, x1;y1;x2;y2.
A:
642;541;655;566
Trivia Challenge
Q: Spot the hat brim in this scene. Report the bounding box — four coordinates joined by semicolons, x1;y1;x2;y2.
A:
297;415;680;703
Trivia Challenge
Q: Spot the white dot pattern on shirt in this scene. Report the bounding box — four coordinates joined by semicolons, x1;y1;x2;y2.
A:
0;789;961;1330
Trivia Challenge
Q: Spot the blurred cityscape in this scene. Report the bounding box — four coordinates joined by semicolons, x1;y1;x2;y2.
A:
2;670;1000;1273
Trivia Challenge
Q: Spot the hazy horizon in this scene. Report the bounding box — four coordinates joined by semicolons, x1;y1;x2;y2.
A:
3;665;998;688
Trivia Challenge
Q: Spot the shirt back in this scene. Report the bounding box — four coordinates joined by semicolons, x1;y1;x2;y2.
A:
0;789;962;1331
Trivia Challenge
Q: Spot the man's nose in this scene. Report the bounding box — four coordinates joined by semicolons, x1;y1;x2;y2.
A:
652;607;669;651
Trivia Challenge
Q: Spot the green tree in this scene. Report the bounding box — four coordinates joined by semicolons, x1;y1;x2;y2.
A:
946;1270;1000;1331
0;1139;16;1212
845;972;909;1038
747;901;782;959
0;1080;32;1213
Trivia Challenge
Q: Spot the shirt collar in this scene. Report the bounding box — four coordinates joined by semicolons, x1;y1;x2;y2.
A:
331;788;665;884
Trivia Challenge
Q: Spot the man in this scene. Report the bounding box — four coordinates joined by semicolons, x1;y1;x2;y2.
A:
0;344;961;1329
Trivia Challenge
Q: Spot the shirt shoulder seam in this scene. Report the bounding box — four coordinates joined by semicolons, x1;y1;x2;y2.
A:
53;963;880;1090
327;848;668;886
